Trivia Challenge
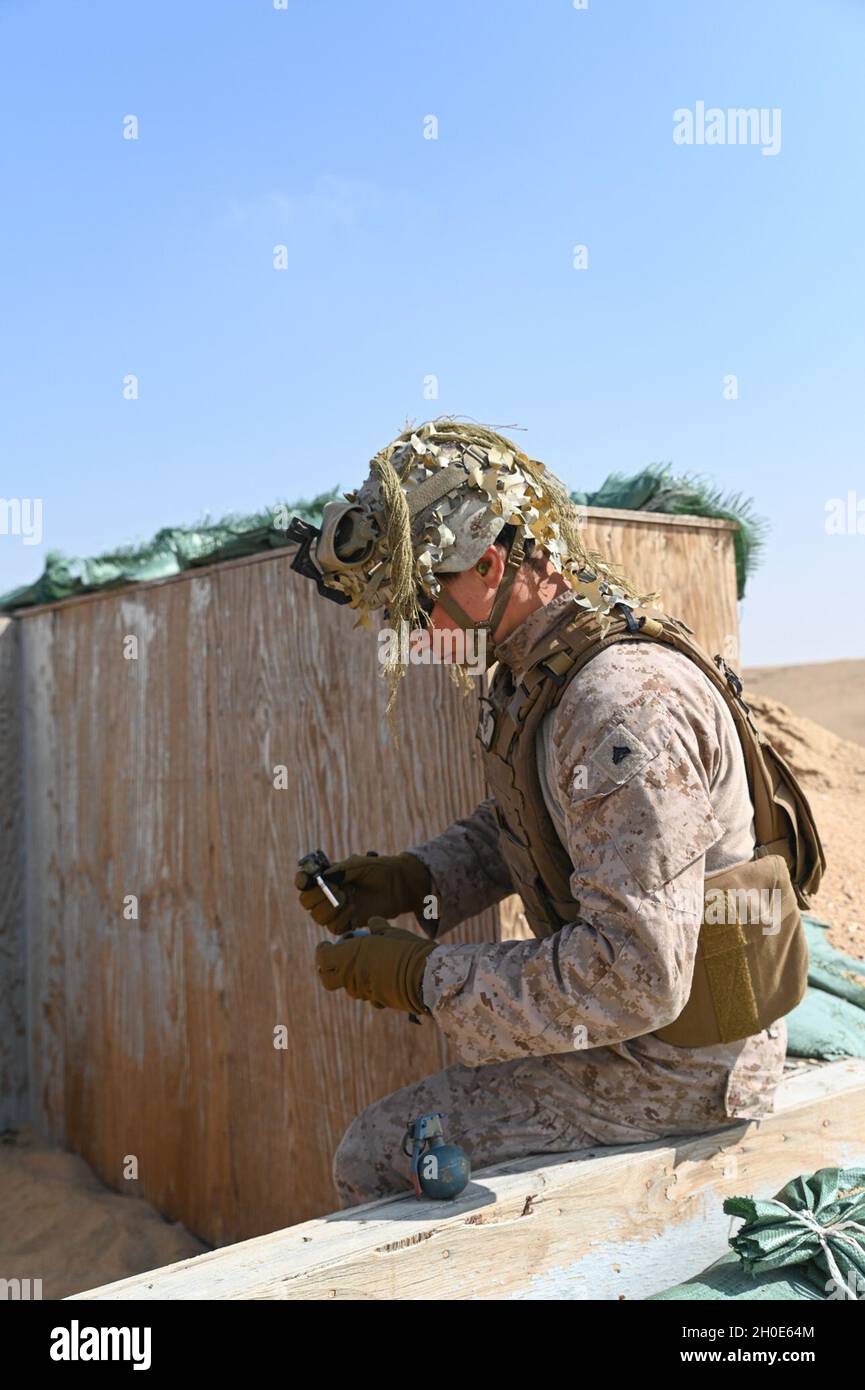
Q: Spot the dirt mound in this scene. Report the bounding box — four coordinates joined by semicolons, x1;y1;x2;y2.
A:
743;659;865;747
0;1127;206;1299
747;694;865;959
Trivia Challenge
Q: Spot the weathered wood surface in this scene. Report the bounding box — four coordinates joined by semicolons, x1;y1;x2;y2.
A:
69;1059;865;1301
22;614;67;1141
17;509;739;1245
20;559;495;1243
0;620;27;1128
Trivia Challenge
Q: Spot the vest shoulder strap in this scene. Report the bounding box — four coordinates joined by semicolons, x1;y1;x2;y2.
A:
505;600;826;907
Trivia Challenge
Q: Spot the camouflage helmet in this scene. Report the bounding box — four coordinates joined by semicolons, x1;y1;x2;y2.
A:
298;419;614;631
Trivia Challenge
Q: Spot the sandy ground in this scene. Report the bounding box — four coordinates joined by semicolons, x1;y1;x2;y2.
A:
0;1127;206;1299
742;657;864;958
743;658;865;747
742;697;864;961
3;659;861;1299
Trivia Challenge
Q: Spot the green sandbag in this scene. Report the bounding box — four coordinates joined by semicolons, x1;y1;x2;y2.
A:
648;1250;821;1301
782;916;865;1061
648;1167;865;1301
786;986;865;1060
803;916;865;1009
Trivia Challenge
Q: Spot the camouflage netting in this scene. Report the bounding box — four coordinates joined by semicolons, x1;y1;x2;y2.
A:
572;464;767;601
0;457;764;613
0;493;338;611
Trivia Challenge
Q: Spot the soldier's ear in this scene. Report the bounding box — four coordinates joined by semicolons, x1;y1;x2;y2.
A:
475;546;503;583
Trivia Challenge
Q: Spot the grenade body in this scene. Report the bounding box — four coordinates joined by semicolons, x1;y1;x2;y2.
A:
403;1112;471;1200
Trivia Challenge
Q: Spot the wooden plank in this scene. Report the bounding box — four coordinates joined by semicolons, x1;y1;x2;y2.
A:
0;619;27;1128
54;579;234;1239
22;613;66;1141
581;507;737;531
69;1059;865;1301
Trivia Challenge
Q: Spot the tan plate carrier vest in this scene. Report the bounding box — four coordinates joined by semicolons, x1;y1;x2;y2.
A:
477;593;826;1049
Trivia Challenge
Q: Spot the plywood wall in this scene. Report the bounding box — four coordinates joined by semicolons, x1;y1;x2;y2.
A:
20;558;496;1244
17;508;738;1245
0;619;26;1129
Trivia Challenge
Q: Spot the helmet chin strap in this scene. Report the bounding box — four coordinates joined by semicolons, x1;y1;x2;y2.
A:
433;535;525;663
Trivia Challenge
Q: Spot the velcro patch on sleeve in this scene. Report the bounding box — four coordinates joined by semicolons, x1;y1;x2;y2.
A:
588;721;654;786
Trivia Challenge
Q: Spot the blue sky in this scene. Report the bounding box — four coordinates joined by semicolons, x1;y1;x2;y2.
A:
1;0;863;664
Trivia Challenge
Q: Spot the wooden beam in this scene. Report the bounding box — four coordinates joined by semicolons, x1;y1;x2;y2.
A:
69;1059;865;1302
580;506;737;531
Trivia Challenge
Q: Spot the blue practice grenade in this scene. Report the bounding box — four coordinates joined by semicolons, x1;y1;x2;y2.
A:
403;1112;471;1200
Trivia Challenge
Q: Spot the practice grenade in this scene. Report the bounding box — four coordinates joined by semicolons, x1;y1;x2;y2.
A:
403;1112;470;1201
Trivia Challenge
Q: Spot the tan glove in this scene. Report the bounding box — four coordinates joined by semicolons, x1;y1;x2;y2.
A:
295;851;431;935
314;918;436;1014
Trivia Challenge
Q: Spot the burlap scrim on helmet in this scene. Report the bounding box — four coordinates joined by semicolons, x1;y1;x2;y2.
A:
341;418;655;708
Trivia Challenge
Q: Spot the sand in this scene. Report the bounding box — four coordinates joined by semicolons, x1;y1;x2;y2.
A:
743;659;865;747
744;692;865;960
740;658;864;959
0;1127;206;1299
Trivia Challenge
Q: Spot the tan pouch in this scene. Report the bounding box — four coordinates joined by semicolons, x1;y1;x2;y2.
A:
655;854;808;1048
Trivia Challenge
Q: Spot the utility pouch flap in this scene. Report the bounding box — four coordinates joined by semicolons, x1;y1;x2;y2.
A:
654;855;808;1049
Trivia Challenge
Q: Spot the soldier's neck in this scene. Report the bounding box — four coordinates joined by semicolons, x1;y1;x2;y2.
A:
492;565;571;647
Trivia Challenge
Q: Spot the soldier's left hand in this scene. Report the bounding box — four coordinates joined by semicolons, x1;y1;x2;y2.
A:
314;918;436;1014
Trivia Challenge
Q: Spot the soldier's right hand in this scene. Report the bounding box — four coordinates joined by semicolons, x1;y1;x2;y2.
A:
294;851;432;935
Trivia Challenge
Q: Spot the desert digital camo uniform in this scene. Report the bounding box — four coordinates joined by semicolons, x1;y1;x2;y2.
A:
333;591;786;1207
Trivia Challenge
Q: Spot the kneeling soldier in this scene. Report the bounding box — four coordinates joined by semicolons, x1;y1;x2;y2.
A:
292;420;824;1206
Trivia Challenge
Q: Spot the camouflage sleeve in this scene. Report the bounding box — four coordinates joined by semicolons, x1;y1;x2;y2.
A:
407;797;515;939
421;644;728;1065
